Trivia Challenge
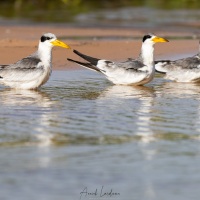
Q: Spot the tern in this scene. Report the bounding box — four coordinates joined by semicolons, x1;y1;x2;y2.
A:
0;33;70;89
67;34;168;85
155;41;200;82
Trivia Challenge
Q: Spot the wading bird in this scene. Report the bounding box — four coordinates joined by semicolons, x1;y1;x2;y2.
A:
0;33;70;89
155;42;200;82
67;34;168;86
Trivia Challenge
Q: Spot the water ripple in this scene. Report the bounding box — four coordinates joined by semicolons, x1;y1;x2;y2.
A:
0;71;200;147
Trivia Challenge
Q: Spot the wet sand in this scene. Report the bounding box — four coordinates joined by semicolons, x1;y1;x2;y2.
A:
0;25;198;70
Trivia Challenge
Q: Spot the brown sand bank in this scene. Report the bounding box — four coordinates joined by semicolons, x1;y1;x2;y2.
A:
0;25;198;70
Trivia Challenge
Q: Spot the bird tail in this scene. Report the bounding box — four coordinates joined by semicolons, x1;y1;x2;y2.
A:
67;58;101;72
73;50;100;66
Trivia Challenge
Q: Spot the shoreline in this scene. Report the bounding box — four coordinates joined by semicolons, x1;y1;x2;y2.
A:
0;25;198;70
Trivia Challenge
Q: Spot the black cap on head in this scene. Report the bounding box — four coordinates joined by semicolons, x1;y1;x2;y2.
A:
142;34;152;42
40;35;52;42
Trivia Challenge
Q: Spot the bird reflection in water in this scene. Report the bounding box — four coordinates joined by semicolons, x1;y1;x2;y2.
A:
0;88;56;147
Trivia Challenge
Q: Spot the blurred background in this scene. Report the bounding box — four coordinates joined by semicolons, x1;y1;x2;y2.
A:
0;2;200;200
0;0;199;32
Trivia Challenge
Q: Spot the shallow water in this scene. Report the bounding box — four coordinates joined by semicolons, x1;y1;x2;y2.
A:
1;70;200;200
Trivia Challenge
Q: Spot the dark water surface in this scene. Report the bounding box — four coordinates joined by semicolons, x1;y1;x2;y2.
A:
1;70;200;200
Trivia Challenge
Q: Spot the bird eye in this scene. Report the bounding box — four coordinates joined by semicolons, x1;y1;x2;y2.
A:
40;36;52;42
142;35;152;42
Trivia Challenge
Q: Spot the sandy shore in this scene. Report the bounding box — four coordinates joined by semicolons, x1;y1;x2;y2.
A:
0;25;198;70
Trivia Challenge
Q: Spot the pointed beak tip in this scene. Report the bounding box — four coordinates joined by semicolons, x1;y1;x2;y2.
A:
160;37;169;43
63;45;71;49
51;39;71;49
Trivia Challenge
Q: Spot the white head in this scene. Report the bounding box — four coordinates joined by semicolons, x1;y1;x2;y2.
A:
140;34;169;66
39;33;71;49
142;33;169;45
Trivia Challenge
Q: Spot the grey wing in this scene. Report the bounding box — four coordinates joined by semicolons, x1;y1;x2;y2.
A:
117;59;146;72
174;55;200;69
156;54;200;73
0;56;44;81
96;58;146;74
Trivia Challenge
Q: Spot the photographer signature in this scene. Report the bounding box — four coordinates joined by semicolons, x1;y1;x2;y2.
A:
80;186;120;199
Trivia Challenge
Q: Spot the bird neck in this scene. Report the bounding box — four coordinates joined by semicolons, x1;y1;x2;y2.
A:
38;43;53;66
139;43;155;67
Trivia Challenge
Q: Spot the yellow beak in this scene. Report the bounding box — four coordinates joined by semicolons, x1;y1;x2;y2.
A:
51;39;71;49
152;36;169;43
